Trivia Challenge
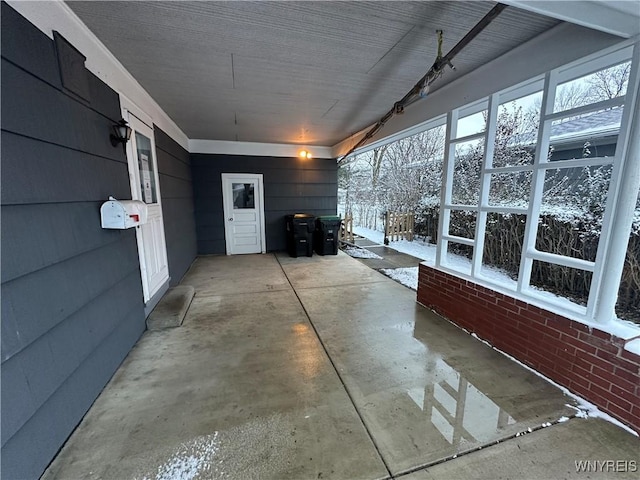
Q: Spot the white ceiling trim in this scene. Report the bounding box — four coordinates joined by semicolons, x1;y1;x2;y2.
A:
502;0;640;38
6;0;189;151
189;139;334;159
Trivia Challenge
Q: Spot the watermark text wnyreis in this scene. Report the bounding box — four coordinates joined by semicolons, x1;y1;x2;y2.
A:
575;460;637;473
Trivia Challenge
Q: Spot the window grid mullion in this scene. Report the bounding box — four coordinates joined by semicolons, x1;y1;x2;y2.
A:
536;156;616;171
450;132;486;145
485;165;534;174
544;96;625;122
444;204;481;211
437;110;458;268
518;70;558;293
442;234;475;247
473;94;498;277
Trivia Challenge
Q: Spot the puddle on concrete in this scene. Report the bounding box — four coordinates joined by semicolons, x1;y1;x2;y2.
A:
406;357;516;447
297;282;578;473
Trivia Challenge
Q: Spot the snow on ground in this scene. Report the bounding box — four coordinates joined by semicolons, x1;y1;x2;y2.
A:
352;226;384;245
342;246;382;259
380;267;418;291
146;432;220;480
394;239;437;263
353;226;437;262
354;225;640;352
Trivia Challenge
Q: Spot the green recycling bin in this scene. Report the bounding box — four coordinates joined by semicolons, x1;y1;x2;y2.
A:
314;215;341;255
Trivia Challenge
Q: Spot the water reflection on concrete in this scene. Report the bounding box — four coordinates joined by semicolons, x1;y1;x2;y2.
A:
408;357;515;447
298;282;576;475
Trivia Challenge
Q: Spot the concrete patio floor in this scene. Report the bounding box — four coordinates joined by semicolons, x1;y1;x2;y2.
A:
42;252;639;480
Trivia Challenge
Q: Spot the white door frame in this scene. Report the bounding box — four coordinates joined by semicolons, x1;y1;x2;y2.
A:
120;98;170;302
222;173;267;255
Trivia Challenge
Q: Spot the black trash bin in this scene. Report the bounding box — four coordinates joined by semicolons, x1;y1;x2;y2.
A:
285;214;315;257
314;215;342;255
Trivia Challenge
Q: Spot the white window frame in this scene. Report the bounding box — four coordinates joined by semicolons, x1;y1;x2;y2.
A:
433;41;640;324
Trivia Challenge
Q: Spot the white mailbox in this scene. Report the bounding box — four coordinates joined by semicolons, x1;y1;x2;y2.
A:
101;196;148;229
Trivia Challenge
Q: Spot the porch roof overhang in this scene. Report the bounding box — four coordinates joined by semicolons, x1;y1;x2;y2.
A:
13;1;639;157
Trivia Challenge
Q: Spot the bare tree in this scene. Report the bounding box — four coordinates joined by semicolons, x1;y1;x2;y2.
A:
378;127;445;212
530;60;631;117
585;62;631;102
368;145;387;189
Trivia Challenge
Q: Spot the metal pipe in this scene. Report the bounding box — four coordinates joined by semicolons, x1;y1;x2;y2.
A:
338;3;508;165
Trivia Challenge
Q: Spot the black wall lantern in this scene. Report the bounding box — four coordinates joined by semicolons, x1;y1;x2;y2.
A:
110;119;132;148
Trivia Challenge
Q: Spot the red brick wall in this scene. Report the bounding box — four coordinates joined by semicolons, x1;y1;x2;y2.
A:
417;263;640;432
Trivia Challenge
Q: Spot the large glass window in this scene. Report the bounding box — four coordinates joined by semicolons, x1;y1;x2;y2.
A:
493;91;542;168
488;172;532;208
480;213;526;285
553;61;631;113
452;139;484;205
448;210;476;240
616;188;640;323
445;242;473;276
340;42;637;326
456;110;486;138
435;44;638;324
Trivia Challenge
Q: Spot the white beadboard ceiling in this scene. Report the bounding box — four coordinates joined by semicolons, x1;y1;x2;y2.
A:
65;1;621;147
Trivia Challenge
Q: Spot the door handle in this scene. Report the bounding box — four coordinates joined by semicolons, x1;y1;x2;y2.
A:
228;218;233;221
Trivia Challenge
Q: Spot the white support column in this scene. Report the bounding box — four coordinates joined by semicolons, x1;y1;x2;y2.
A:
592;43;640;323
437;110;458;268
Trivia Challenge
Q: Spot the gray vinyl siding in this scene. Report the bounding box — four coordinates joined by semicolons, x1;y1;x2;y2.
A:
155;128;197;285
1;4;145;479
191;154;338;254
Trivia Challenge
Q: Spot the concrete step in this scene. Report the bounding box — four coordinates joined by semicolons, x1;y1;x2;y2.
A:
146;285;195;330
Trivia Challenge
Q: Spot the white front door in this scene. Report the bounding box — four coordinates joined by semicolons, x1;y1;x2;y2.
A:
125;110;169;302
222;173;266;255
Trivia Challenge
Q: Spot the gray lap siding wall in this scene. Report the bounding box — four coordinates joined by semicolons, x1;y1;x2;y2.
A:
191;154;338;254
1;4;145;478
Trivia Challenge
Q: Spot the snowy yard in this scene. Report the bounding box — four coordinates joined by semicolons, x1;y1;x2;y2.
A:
351;225;640;338
352;226;437;263
350;225;435;291
380;267;418;291
353;224;584;306
352;225;474;291
342;245;382;259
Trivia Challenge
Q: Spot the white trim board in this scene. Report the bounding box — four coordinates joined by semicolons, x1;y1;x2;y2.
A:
6;0;189;151
502;0;640;39
190;139;334;159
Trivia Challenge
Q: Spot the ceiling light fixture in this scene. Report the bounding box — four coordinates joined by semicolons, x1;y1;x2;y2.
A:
299;149;312;159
